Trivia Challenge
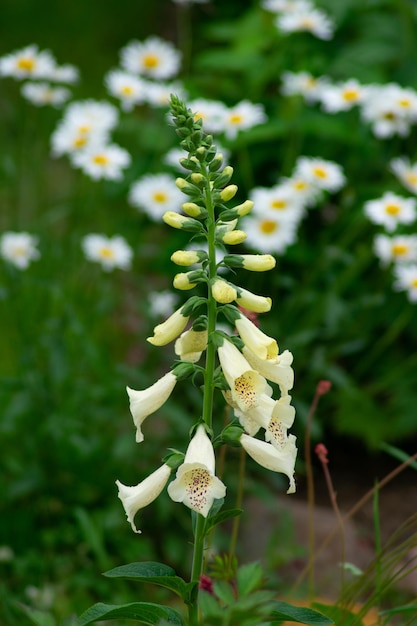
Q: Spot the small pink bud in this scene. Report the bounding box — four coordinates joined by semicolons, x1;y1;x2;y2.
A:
199;573;214;594
315;443;329;464
317;380;332;396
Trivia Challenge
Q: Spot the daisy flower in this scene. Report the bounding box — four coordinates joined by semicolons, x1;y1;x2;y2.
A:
148;290;179;318
262;0;313;12
105;70;147;111
71;144;131;181
0;232;40;269
280;70;329;103
0;44;55;80
360;84;417;138
319;79;369;113
393;264;417;302
187;98;229;134
21;82;71;108
276;6;334;40
145;81;187;108
249;184;305;221
242;213;298;254
48;63;79;84
374;234;417;266
364;192;417;232
279;175;321;206
64;99;119;134
222;100;267;139
293;156;346;193
120;36;181;80
82;234;133;271
390;157;417;195
129;173;183;220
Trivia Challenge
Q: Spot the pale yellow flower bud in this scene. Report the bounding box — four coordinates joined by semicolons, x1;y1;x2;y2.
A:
233;200;254;217
171;250;201;266
224;253;276;271
191;173;204;185
211;278;238;304
147;307;189;346
220;185;238;202
236;287;272;313
163;211;201;232
221;230;247;245
182;202;204;217
173;273;197;290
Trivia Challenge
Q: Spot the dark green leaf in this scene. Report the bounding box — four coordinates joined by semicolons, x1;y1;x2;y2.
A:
269;600;334;625
103;562;189;599
17;604;56;626
78;602;184;626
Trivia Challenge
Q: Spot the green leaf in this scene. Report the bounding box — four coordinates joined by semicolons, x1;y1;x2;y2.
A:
206;508;243;531
236;562;264;596
212;580;236;606
103;562;189;599
312;603;362;625
380;603;417;617
78;602;184;625
269;600;334;625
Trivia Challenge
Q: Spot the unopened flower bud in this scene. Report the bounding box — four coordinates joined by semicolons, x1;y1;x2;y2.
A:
163;211;203;232
236;287;272;313
208;153;224;172
182;202;206;218
173;273;197;290
224;254;276;272
221;230;247;245
220;184;238;202
212;166;234;188
171;249;207;266
191;173;205;186
175;177;200;197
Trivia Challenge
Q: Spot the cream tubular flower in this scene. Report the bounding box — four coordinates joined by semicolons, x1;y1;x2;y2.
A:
235;315;278;360
147;307;190;346
127;371;178;442
240;433;297;493
167;425;226;516
211;278;238;304
243;346;294;393
116;464;172;533
175;329;208;363
235;286;272;313
218;339;268;412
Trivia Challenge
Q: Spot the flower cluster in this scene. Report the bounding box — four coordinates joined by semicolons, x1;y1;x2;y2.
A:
281;72;417;138
0;231;133;272
50;99;131;180
0;44;78;107
115;96;297;535
262;0;335;40
242;156;346;254
365;163;417;302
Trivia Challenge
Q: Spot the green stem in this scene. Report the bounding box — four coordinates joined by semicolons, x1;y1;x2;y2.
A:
188;162;219;625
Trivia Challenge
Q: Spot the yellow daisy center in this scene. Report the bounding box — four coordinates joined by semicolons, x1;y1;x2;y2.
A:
17;57;35;71
384;112;396;120
412;278;417;288
99;247;114;259
392;244;408;256
78;125;91;134
406;172;417;184
271;200;287;210
306;78;317;88
153;191;167;203
293;180;307;190
260;220;278;234
229;114;243;125
143;54;160;69
385;204;400;215
398;99;411;108
300;18;314;28
343;89;359;101
313;166;328;179
93;154;109;166
194;112;205;122
121;85;134;96
73;137;87;148
13;246;27;257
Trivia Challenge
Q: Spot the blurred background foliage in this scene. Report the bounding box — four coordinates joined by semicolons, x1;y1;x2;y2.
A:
1;0;417;623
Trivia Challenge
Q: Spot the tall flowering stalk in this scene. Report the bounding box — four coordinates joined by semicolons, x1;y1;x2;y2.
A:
79;96;306;626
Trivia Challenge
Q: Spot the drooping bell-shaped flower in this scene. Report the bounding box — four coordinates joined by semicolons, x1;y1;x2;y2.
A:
116;463;172;533
167;424;226;516
235;287;272;313
217;338;268;412
147;306;190;346
242;346;294;394
240;433;297;494
175;328;208;363
235;314;278;360
127;371;178;442
247;394;295;449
